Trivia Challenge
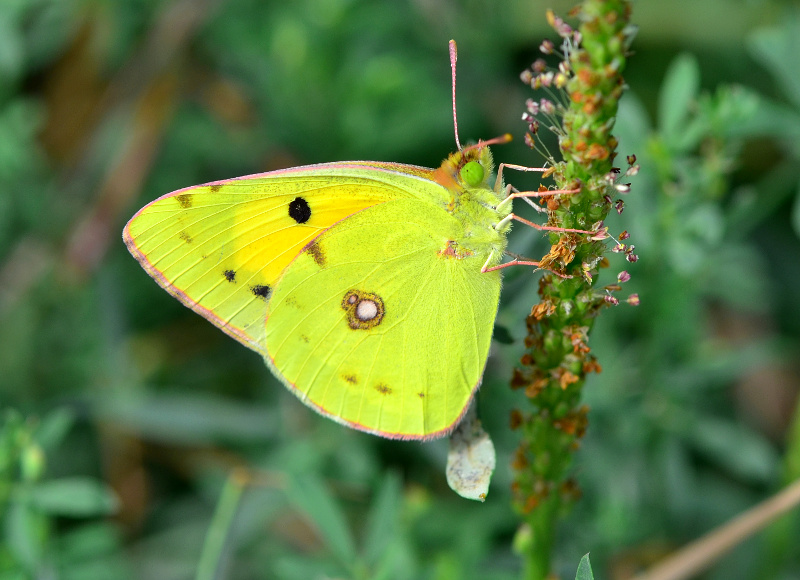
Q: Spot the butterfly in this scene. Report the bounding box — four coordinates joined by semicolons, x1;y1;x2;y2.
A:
123;41;585;440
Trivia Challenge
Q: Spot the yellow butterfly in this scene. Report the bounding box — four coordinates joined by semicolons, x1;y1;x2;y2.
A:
124;41;581;440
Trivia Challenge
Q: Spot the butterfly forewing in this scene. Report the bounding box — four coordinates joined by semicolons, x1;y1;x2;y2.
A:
124;168;425;353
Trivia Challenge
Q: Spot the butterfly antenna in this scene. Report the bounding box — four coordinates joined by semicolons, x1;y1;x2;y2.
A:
449;39;462;152
462;133;513;154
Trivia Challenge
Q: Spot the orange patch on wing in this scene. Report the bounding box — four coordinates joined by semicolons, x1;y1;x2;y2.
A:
438;240;472;259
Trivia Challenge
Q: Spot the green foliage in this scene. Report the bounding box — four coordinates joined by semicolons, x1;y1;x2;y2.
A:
0;409;123;579
575;554;594;580
1;1;799;579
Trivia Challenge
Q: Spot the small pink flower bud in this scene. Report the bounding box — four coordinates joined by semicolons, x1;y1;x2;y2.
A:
520;70;533;84
540;99;555;115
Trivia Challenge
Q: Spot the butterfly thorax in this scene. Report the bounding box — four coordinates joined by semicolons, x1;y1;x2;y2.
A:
431;146;511;269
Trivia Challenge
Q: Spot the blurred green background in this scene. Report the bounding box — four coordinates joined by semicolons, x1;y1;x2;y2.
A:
1;0;800;579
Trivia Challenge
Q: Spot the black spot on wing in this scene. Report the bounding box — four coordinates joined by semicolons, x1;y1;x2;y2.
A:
176;194;192;208
209;184;223;193
288;197;311;224
251;284;271;300
179;231;193;244
342;374;357;385
375;383;392;395
223;269;236;282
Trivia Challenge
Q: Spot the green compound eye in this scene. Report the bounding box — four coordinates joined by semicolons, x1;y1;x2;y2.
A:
460;161;484;186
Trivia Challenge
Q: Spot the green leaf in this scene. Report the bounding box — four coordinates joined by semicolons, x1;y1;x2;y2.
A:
658;53;700;143
4;500;46;571
575;554;594;580
362;472;402;567
34;407;76;452
26;478;119;517
616;93;653;155
688;418;779;483
55;522;131;580
285;473;356;567
272;553;343;580
701;85;766;139
748;18;800;110
791;180;800;239
0;11;24;89
97;393;278;445
785;395;800;484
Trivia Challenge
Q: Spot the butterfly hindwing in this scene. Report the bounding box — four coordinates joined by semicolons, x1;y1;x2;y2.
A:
264;199;502;439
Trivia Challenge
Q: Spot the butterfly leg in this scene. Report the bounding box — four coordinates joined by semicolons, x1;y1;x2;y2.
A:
495;212;603;237
497;187;582;214
495;162;548;192
480;249;537;273
480;251;572;278
495;163;582;214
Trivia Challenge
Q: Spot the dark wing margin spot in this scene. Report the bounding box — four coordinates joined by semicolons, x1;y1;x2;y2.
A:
305;240;326;267
209;184;223;193
251;284;271;300
288;197;311;224
176;194;193;208
223;269;236;282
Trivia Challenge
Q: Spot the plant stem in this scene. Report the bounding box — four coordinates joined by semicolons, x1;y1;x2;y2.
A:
511;2;634;578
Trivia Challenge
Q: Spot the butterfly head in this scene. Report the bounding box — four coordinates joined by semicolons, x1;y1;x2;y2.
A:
438;133;512;193
445;145;492;189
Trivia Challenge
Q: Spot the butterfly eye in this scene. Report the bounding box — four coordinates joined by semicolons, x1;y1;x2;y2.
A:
460;160;484;186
